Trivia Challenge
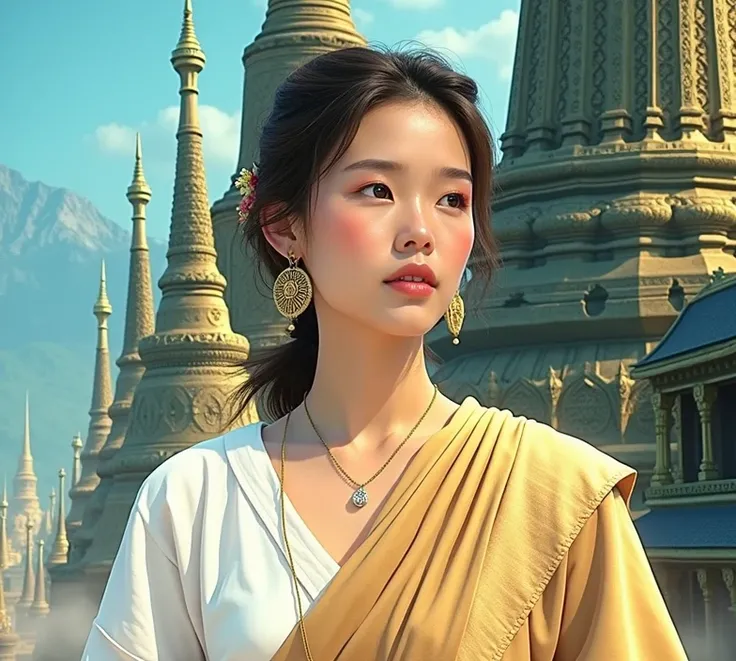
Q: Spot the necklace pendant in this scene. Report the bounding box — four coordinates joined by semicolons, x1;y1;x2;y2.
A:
351;486;368;508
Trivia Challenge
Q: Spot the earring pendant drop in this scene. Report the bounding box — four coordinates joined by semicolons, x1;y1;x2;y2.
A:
272;250;313;332
445;291;465;345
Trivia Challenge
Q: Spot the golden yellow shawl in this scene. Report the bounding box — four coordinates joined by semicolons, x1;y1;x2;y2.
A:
272;398;686;660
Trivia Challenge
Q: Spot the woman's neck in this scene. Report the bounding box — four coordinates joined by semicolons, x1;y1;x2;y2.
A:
304;314;439;450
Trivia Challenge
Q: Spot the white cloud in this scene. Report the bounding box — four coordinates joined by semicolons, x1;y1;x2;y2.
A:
94;105;240;169
415;9;519;79
94;123;137;155
353;8;374;25
389;0;443;8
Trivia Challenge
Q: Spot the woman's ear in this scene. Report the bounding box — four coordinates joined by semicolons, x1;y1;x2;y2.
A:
260;204;301;259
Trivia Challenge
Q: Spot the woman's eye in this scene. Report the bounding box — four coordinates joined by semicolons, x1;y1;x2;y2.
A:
440;193;467;209
359;183;393;200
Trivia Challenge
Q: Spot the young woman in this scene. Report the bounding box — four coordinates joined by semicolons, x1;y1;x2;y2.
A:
82;48;686;660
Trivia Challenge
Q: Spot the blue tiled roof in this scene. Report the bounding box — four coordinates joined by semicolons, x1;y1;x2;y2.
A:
636;279;736;367
635;504;736;548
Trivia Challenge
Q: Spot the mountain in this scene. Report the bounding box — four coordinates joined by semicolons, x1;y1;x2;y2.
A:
0;165;167;497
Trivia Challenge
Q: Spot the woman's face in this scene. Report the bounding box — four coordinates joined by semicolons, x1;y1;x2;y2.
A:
293;100;474;340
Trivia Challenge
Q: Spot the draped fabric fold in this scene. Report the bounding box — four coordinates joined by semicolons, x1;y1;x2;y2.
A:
271;399;643;660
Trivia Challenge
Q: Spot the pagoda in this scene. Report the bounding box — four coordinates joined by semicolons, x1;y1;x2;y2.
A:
430;0;736;507
210;0;366;359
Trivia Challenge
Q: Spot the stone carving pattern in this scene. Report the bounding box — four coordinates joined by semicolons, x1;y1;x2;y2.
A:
161;386;193;434
556;0;572;122
696;568;711;599
568;0;585;116
558;376;612;437
694;0;710;118
714;0;733;110
681;0;696;108
124;257;155;349
648;478;736;498
501;380;548;423
192;386;226;434
657;0;676;133
590;0;608;119
131;392;162;437
608;0;624;108
633;0;650;135
525;0;546;126
617;363;635;435
547;368;563;428
629;381;655;435
730;1;736;108
169;133;216;251
722;568;735;606
504;0;528;134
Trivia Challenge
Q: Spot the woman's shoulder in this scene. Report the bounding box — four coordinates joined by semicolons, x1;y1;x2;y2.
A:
134;421;265;517
476;403;637;506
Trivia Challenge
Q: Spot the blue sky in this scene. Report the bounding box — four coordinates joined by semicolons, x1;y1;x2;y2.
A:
1;0;520;241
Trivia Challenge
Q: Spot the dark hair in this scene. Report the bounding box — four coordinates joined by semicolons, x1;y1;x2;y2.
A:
228;46;498;422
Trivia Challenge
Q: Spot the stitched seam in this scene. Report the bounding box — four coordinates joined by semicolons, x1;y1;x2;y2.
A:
490;468;632;660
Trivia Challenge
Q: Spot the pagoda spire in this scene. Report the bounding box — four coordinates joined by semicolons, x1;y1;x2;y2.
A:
16;518;34;610
0;565;19;658
66;261;114;546
12;392;39;507
211;0;366;357
70;133;156;565
78;0;251;572
0;480;8;569
47;470;69;567
29;539;49;617
9;394;41;573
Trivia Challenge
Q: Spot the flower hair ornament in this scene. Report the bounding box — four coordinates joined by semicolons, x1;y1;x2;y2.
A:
235;164;259;223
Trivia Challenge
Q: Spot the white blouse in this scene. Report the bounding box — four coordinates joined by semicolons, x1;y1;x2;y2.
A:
81;422;340;660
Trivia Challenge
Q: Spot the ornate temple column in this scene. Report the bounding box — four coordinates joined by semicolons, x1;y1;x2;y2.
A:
722;568;736;617
696;568;716;657
651;390;674;485
693;383;719;480
671;394;684;483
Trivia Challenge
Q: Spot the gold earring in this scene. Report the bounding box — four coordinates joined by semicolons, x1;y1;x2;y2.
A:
273;249;313;332
445;291;465;345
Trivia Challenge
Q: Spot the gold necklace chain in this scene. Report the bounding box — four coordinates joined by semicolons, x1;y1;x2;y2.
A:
280;411;315;661
278;386;439;660
303;385;438;508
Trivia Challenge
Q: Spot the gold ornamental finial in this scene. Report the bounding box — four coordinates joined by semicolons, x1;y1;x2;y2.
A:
128;133;152;202
47;469;69;566
172;0;204;69
96;261;112;317
29;539;50;617
17;518;35;609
